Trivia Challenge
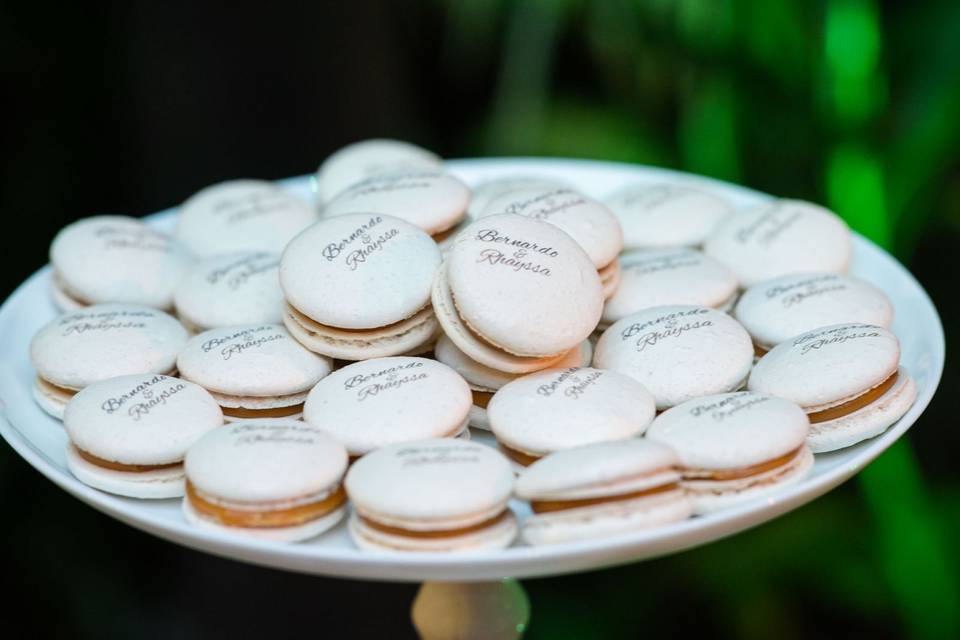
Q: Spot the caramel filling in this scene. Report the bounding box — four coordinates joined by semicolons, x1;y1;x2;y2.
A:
76;448;182;473
531;482;680;514
686;446;803;481
472;390;494;409
807;371;899;423
754;344;768;358
359;510;509;539
432;226;459;244
38;378;79;399
499;443;541;467
221;403;304;419
186;481;346;528
288;302;428;335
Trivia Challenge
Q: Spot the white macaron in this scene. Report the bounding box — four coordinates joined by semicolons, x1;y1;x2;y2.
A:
647;391;814;514
49;215;191;311
175;180;317;257
466;175;570;221
280;214;442;360
345;439;517;552
30;304;189;419
316;139;442;204
704;199;852;287
173;251;284;333
734;273;893;353
748;323;916;452
177;324;333;421
593;305;754;410
64;374;223;498
488;367;655;469
303;357;472;457
183;421;348;542
515;439;691;545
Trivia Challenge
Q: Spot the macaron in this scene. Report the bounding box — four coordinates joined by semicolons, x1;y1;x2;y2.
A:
478;187;624;298
748;323;917;452
322;170;470;239
734;272;894;354
433;334;593;431
183;421;348;542
603;182;733;250
175;180;317;257
515;439;691;545
345;439;516;552
49;215;191;311
487;367;655;468
30;304;189;419
466;175;569;221
433;214;604;373
593;305;754;410
64;374;223;498
173;251;284;333
280;213;442;360
647;391;814;514
601;248;739;328
177;324;333;421
303;357;472;457
316;139;442;204
703;199;852;287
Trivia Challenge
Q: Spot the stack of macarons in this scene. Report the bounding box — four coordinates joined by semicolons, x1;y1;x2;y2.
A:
28;140;919;552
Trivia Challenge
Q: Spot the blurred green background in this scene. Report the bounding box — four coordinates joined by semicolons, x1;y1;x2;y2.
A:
2;1;959;638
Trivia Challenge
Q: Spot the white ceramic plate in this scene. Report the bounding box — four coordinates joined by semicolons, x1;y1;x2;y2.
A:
0;159;943;582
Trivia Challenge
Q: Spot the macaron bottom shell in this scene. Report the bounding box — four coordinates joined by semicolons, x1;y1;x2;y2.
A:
599;260;621;299
468;404;491;431
50;275;87;312
66;444;186;499
33;377;72;420
347;510;518;553
182;499;346;543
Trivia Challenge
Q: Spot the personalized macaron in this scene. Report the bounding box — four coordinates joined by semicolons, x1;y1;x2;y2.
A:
704;199;852;287
487;367;655;468
322;170;470;239
603;182;733;250
303;357;472;457
515;439;691;545
466;175;569;221
175;180;317;257
177;324;333;421
593;305;754;410
316;139;442;204
601;248;739;328
748;323;916;452
49;215;191;311
183;421;348;542
173;251;284;333
647;391;814;514
280;214;442;359
734;272;893;353
433;214;604;373
345;439;516;552
64;374;223;498
30;304;189;419
434;335;593;431
478;187;624;297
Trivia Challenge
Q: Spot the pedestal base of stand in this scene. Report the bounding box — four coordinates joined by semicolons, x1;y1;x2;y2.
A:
412;579;530;639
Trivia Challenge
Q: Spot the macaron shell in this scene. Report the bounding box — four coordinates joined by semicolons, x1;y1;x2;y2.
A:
316;139;442;204
50;275;87;312
703;199;852;287
33;378;71;420
183;498;345;543
748;323;900;409
594;305;754;410
467;176;570;220
734;273;894;349
468;405;490;431
66;444;186;499
348;509;517;552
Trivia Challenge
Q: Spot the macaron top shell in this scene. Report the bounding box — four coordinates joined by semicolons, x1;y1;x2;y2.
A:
64;374;223;465
748;323;900;409
445;214;604;356
316;139;442;204
303;357;472;455
467;175;569;220
603;182;733;249
173;252;284;330
176;180;317;257
185;421;348;504
280;214;441;329
322;170;470;235
515;439;682;501
30;304;189;389
345;439;513;528
50;215;191;309
703;199;852;287
479;187;623;269
647;392;810;470
177;324;332;397
594;305;754;410
488;367;656;455
734;273;893;349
